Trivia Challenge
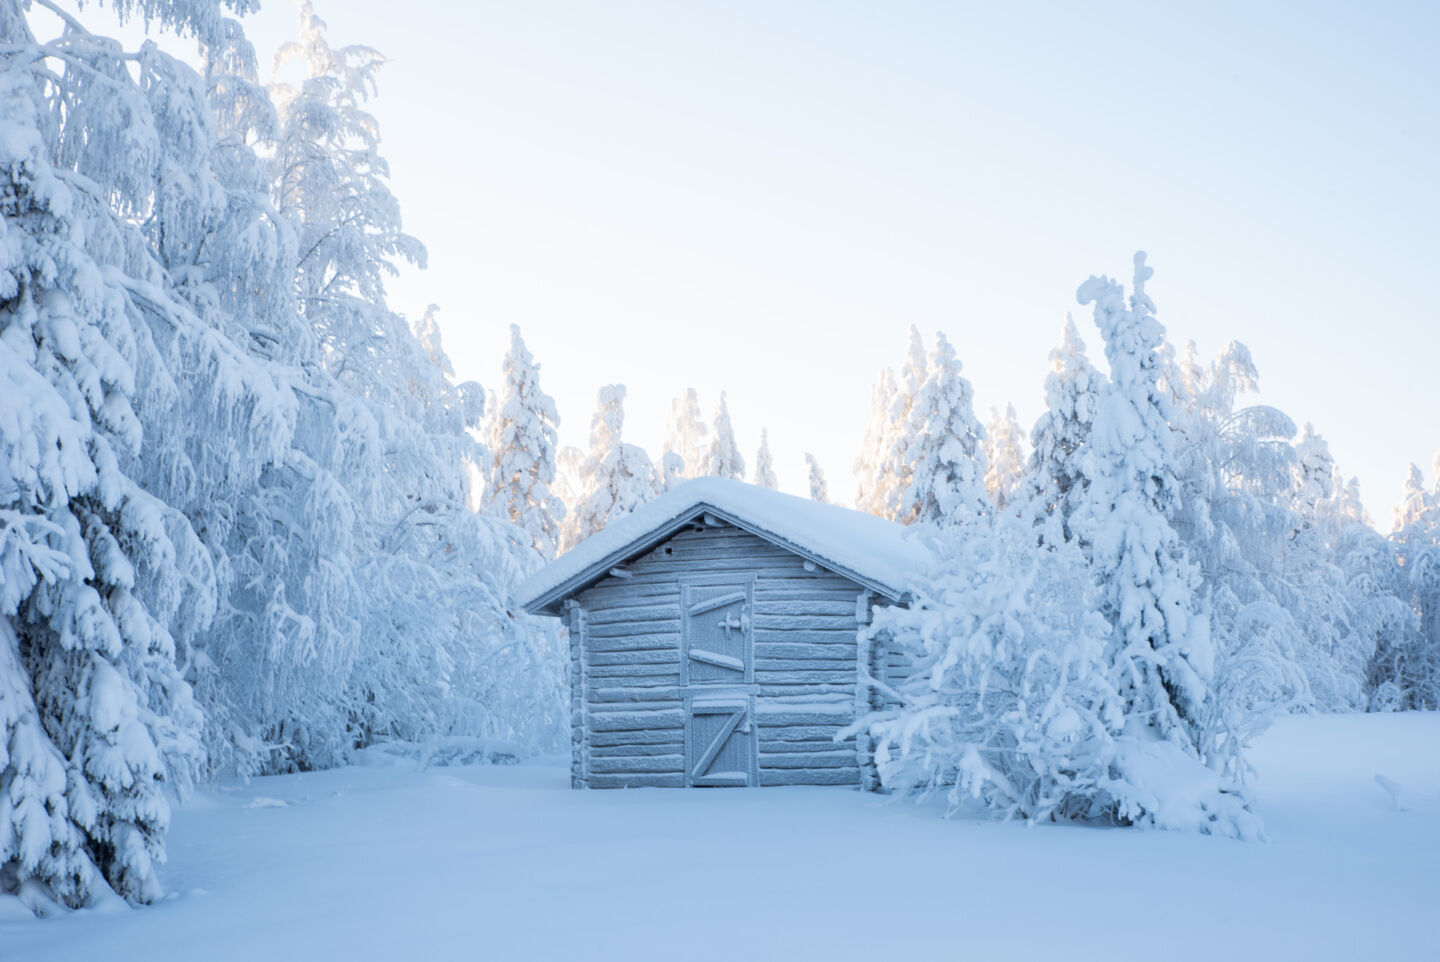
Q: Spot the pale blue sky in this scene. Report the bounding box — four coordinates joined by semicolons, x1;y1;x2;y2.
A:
153;2;1440;517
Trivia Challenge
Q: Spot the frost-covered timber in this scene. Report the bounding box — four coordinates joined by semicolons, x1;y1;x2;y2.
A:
520;479;931;789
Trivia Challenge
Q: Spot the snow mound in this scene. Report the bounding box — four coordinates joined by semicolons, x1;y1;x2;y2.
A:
1110;733;1265;841
352;737;523;769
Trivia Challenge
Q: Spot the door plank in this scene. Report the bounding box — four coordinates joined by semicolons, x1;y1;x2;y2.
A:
687;591;747;616
687;648;744;672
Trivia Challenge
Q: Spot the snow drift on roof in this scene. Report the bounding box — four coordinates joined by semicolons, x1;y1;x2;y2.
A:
518;478;933;613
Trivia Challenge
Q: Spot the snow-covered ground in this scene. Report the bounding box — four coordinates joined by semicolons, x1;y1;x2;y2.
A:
5;713;1436;961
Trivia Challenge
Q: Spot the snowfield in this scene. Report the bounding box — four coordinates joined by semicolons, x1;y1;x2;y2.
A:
5;712;1436;962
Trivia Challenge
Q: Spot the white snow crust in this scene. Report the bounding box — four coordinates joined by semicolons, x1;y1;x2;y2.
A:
519;478;933;610
5;712;1436;962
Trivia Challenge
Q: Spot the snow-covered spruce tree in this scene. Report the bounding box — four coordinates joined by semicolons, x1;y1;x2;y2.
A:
890;332;989;528
0;0;294;907
0;64;187;911
983;403;1026;511
857;327;926;520
853;513;1123;822
567;385;658;547
805;453;830;503
1071;253;1259;837
700;391;745;480
662;386;707;479
1026;315;1101;545
486;325;564;558
753;429;778;489
854;366;896;515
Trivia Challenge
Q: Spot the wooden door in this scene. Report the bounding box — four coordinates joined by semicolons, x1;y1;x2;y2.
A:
686;698;754;787
682;581;755;785
682;582;752;685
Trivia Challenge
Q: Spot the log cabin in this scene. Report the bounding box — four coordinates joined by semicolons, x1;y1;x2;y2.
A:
518;478;930;789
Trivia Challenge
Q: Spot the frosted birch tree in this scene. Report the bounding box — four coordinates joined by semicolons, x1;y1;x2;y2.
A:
663;387;707;479
552;445;585;521
857;328;926;520
1161;341;1310;760
854;367;897;514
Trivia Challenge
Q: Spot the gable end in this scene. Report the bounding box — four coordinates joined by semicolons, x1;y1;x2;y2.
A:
524;502;904;616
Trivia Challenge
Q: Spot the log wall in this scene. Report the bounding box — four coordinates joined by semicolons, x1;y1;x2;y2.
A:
571;520;884;788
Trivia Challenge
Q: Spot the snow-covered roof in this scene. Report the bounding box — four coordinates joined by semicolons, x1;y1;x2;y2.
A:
519;478;932;615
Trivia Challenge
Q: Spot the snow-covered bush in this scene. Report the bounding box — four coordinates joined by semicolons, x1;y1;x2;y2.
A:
855;512;1265;837
855;516;1121;822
